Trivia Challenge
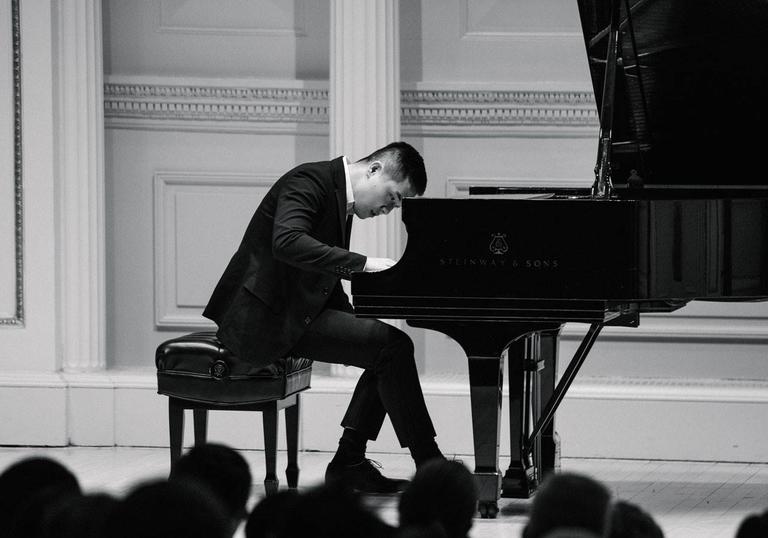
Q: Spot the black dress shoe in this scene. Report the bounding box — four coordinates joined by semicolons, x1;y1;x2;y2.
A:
325;459;409;494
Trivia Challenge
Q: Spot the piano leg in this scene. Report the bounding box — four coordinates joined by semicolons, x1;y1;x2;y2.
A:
467;354;504;518
502;333;540;498
539;327;562;479
406;321;556;513
502;325;563;497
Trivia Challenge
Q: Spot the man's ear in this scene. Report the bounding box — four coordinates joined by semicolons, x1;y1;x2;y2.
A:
367;160;382;177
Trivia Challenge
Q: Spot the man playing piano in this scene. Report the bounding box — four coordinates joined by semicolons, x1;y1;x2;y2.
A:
203;141;444;493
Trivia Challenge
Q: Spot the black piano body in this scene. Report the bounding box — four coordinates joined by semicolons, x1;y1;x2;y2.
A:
352;0;768;518
353;192;768;514
354;192;768;313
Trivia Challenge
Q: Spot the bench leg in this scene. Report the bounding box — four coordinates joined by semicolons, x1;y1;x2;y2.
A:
285;395;300;488
193;409;208;446
263;402;279;496
169;399;184;468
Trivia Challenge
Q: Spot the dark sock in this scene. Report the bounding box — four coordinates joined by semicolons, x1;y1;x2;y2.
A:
409;438;444;467
331;428;367;465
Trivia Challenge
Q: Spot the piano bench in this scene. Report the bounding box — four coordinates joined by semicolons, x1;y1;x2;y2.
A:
155;331;313;496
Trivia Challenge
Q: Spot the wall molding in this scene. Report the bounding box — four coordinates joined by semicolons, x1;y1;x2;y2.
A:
3;370;768;462
309;372;768;404
401;88;596;137
575;315;768;341
104;77;329;135
103;76;598;137
1;0;24;327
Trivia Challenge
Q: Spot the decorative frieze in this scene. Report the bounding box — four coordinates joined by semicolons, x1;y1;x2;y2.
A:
401;89;597;128
103;81;329;130
103;78;598;135
105;83;327;102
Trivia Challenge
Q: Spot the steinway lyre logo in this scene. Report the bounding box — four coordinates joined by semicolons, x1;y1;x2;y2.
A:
489;233;509;255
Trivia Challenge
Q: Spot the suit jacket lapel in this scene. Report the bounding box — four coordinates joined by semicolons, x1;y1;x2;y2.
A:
345;216;353;249
330;157;349;246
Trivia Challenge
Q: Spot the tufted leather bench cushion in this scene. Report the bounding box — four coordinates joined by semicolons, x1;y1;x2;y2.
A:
156;332;312;405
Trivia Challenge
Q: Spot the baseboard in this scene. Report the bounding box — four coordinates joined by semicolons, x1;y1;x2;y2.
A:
0;372;68;445
1;370;768;462
304;374;768;462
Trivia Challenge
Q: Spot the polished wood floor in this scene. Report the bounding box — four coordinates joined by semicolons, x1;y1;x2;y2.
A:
1;447;766;537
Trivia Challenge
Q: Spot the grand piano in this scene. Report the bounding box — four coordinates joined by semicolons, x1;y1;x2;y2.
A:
352;0;768;517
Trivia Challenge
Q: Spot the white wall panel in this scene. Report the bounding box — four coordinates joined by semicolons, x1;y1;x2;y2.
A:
157;0;306;36
400;0;592;86
154;172;274;328
460;0;580;38
103;0;329;79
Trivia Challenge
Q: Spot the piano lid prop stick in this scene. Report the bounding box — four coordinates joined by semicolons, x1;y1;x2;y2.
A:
523;322;604;456
591;0;621;198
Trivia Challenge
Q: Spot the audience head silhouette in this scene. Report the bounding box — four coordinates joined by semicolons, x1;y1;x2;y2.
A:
279;481;395;538
398;459;477;538
396;521;448;538
39;492;118;538
0;456;82;538
736;508;768;538
539;529;603;538
103;478;231;538
523;472;611;538
245;489;300;538
170;442;252;525
608;500;664;538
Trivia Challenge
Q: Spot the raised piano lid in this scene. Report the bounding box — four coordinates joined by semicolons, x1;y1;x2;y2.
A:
576;0;768;190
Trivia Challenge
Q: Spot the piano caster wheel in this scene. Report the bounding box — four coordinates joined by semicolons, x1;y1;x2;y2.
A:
478;501;499;519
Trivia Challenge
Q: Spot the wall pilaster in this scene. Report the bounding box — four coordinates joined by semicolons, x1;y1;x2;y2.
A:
55;0;106;371
329;0;402;261
328;0;402;376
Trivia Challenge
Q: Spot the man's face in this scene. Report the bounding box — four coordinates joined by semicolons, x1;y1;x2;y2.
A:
354;161;416;219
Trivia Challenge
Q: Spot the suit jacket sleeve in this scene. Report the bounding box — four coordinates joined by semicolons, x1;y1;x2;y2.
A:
271;167;366;279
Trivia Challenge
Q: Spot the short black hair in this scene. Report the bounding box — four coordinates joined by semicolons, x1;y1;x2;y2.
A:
358;141;427;196
609;500;663;538
0;456;81;525
523;472;612;538
103;479;230;538
279;482;393;538
399;459;477;538
169;443;252;521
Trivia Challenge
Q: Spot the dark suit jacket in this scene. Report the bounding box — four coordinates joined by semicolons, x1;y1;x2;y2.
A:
203;157;367;367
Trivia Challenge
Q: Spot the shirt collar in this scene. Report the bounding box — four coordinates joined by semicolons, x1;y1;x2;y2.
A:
343;156;354;216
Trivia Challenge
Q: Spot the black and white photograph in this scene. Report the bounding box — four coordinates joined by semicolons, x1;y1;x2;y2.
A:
2;1;768;537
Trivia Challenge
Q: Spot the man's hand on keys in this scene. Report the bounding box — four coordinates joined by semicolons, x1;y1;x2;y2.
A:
364;257;397;272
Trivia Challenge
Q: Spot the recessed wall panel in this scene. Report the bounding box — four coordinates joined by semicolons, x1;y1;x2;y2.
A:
0;1;20;324
155;172;273;327
104;0;329;79
462;0;581;37
158;0;305;36
401;0;591;86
